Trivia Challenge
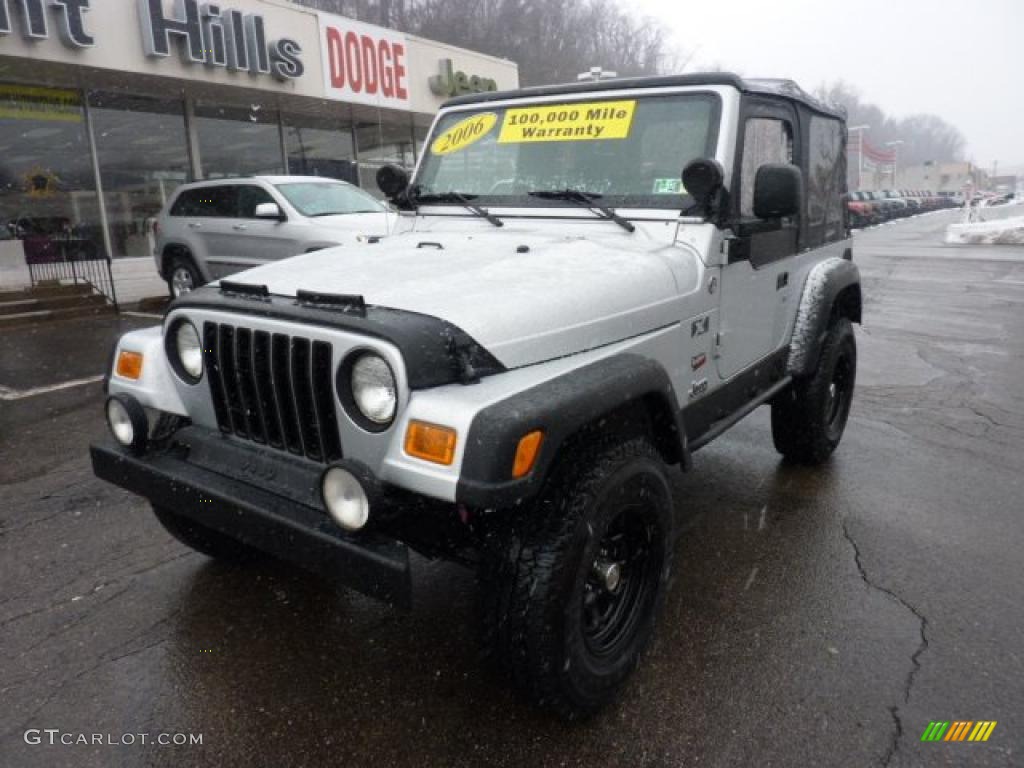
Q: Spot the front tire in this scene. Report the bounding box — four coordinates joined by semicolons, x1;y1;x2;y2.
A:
166;253;202;298
772;317;857;464
479;438;674;719
152;505;257;563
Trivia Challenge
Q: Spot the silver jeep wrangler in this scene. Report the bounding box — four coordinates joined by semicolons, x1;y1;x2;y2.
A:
92;73;861;719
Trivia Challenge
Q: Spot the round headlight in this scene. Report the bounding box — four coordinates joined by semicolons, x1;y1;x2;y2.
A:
350;353;396;426
173;320;203;382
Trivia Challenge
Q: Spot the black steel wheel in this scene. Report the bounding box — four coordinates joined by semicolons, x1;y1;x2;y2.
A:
582;505;659;660
478;437;673;719
772;317;857;464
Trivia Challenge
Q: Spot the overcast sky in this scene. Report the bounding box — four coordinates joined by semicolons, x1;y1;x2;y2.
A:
633;0;1022;173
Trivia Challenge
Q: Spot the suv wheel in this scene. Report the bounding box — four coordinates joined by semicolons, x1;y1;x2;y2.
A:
479;438;673;719
152;505;258;563
771;317;857;464
166;254;201;298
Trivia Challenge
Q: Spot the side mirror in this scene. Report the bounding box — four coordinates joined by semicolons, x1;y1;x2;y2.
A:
681;158;724;216
254;202;285;220
376;164;410;200
753;164;802;219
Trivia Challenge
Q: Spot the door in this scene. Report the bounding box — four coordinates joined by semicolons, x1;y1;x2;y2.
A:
715;108;799;380
189;185;243;279
229;185;303;266
169;186;236;279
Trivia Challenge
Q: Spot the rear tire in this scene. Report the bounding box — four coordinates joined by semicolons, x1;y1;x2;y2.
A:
478;438;673;719
772;317;856;464
166;253;202;298
152;505;257;563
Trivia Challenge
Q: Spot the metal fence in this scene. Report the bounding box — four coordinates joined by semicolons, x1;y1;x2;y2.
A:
26;240;119;311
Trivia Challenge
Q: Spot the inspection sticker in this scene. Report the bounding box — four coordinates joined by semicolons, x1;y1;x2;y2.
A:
653;178;684;194
498;100;636;143
430;112;498;155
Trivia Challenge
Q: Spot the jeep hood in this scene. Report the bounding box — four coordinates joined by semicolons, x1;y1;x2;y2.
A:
232;229;693;369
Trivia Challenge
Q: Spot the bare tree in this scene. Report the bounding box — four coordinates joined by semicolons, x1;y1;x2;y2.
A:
292;0;676;86
816;80;966;165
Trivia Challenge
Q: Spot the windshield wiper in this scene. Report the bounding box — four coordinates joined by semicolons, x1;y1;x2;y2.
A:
309;210;381;216
528;188;635;233
413;190;503;227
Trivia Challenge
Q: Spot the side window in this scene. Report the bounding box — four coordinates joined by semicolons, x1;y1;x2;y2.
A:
806;116;845;244
740;117;793;218
170;189;211;217
207;186;240;217
237;185;275;218
171;187;238;217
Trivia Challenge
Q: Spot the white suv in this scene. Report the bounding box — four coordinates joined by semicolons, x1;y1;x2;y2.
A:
155;176;390;297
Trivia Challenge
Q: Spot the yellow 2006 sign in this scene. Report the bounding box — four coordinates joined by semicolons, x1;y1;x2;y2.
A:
430;112;498;155
498;100;636;143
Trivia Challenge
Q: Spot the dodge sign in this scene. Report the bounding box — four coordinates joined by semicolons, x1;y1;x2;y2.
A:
319;14;409;109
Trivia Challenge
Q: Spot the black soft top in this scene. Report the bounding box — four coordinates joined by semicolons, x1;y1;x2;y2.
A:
443;72;845;121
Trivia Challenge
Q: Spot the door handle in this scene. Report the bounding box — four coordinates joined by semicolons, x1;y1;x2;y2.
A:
232;224;248;232
776;272;789;290
187;222;202;229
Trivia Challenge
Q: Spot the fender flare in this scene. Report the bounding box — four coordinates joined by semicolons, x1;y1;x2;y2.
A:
456;353;687;508
787;257;862;377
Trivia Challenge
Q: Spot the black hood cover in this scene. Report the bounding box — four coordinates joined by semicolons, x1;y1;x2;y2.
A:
169;286;505;389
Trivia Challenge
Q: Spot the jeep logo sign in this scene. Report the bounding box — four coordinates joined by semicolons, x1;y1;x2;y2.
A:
319;14;409;109
428;58;497;98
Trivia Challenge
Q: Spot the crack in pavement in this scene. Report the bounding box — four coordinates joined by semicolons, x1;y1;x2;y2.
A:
841;520;929;768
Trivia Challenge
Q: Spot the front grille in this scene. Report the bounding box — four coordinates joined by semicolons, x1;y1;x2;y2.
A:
202;322;343;463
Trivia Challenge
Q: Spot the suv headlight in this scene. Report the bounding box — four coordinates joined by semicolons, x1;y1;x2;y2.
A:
167;318;203;383
343;352;397;430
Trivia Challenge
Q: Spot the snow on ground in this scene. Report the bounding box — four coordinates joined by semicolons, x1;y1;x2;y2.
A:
946;213;1024;245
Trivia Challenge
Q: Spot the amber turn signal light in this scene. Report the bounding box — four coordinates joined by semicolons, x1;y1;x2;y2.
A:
512;430;544;478
115;350;144;380
404;421;457;465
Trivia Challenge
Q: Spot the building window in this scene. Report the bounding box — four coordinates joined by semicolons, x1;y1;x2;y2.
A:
355;117;416;196
413;115;432;164
283;112;357;184
0;84;103;266
195;103;284;178
88;91;190;259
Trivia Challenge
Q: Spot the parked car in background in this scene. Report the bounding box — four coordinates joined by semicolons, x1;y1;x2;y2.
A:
879;190;911;218
846;191;876;228
155;176;391;297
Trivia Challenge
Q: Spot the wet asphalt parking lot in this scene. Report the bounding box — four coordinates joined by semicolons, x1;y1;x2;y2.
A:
2;208;1022;767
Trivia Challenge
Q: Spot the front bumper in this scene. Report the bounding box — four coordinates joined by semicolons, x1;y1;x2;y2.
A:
90;428;412;607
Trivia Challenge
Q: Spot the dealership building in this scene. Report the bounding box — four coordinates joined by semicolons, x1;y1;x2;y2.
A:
0;0;518;301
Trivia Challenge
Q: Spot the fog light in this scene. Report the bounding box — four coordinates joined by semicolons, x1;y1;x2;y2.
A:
321;466;369;531
106;394;148;454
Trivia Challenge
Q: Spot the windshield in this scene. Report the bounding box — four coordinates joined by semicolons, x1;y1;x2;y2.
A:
274;182;385;217
415;92;720;209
